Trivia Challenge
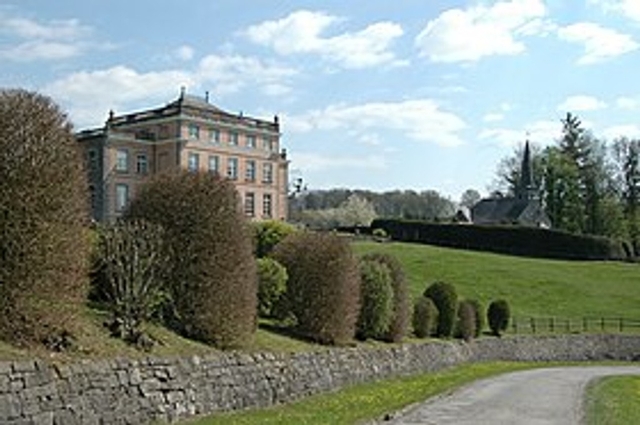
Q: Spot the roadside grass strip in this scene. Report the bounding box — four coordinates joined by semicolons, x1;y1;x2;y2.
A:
586;375;640;425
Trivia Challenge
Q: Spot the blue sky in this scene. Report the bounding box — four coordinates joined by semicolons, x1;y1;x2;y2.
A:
2;1;640;201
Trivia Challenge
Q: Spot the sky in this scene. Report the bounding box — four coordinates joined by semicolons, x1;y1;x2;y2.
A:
2;0;640;201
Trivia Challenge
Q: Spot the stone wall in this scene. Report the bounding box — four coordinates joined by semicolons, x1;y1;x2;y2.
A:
2;334;639;425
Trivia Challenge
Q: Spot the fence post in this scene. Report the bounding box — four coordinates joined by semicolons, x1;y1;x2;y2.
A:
583;317;587;333
513;316;518;334
619;318;624;332
550;317;554;333
601;317;605;331
530;317;536;334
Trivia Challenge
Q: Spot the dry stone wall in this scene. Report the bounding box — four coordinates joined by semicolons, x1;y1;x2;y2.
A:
1;334;639;424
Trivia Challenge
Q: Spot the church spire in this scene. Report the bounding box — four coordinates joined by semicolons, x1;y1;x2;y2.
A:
518;140;535;200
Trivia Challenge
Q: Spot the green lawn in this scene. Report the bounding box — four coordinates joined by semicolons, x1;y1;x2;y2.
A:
353;241;640;320
586;375;640;425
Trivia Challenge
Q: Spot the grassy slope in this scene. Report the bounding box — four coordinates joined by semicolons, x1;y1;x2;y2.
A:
353;241;640;319
586;376;640;425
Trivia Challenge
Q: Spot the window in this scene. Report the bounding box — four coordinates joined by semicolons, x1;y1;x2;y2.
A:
136;153;148;174
246;135;256;149
263;137;275;152
116;149;128;172
245;160;256;182
263;194;273;218
115;184;129;211
88;149;98;170
188;153;199;172
188;123;200;140
262;162;273;184
229;132;238;146
227;157;238;179
208;155;219;174
244;192;255;217
209;128;220;143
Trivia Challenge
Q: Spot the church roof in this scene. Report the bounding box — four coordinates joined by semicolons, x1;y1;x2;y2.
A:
471;197;533;225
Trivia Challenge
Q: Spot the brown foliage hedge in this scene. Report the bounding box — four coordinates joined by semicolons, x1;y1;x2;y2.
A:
126;171;257;348
0;89;90;347
273;232;360;345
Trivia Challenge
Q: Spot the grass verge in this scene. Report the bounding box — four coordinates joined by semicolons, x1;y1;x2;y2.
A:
585;375;640;425
180;362;560;425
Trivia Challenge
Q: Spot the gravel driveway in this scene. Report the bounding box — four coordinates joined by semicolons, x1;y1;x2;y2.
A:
383;366;640;425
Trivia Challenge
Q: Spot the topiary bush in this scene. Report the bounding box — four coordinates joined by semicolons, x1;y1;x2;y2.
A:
412;296;438;338
257;257;288;318
356;258;393;340
424;281;458;338
272;232;360;345
95;220;169;348
361;252;410;343
0;89;90;348
253;219;297;258
126;170;257;349
488;299;511;337
455;300;477;342
468;299;484;338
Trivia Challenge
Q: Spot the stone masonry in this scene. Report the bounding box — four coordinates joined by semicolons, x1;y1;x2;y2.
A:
1;334;639;424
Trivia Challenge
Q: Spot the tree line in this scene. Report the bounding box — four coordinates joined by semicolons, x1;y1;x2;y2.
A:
494;113;640;248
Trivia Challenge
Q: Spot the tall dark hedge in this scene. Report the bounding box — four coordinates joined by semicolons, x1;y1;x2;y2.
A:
272;232;360;345
488;299;511;337
455;300;477;342
361;252;410;342
424;281;458;338
356;259;393;341
126;171;256;348
468;299;485;338
0;89;90;347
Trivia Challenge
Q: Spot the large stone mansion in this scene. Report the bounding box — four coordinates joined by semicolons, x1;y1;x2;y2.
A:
76;90;289;222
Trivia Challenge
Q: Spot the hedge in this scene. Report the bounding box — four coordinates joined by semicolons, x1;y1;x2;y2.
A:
371;219;628;261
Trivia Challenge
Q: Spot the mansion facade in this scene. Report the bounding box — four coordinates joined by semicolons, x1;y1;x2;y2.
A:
76;91;289;222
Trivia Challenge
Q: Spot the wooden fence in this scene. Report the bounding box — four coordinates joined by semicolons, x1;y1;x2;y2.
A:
509;316;640;335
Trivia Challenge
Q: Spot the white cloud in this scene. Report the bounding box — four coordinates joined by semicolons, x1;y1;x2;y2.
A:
589;0;640;22
602;124;640;140
243;10;404;68
480;119;562;147
0;13;93;61
616;96;640;110
174;45;195;61
557;22;638;64
284;99;466;147
557;95;607;112
290;152;387;172
415;0;548;62
45;54;296;127
483;113;505;123
197;54;297;96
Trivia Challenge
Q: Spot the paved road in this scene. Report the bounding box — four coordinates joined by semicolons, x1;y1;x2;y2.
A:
384;366;640;425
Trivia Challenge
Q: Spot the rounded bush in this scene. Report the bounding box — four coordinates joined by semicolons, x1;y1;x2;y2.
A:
257;258;288;318
488;299;511;337
0;89;90;347
362;252;410;342
412;296;438;338
455;300;477;342
272;232;360;345
468;299;485;338
126;170;257;348
356;259;394;340
424;281;458;338
253;220;296;258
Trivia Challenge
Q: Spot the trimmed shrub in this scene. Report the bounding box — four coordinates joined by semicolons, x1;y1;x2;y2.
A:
0;89;90;348
356;259;394;340
257;258;288;318
253;220;297;258
412;296;438;338
424;281;458;338
468;299;485;338
272;232;360;345
362;252;410;343
95;220;168;348
126;170;257;349
488;299;511;337
455;300;477;342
